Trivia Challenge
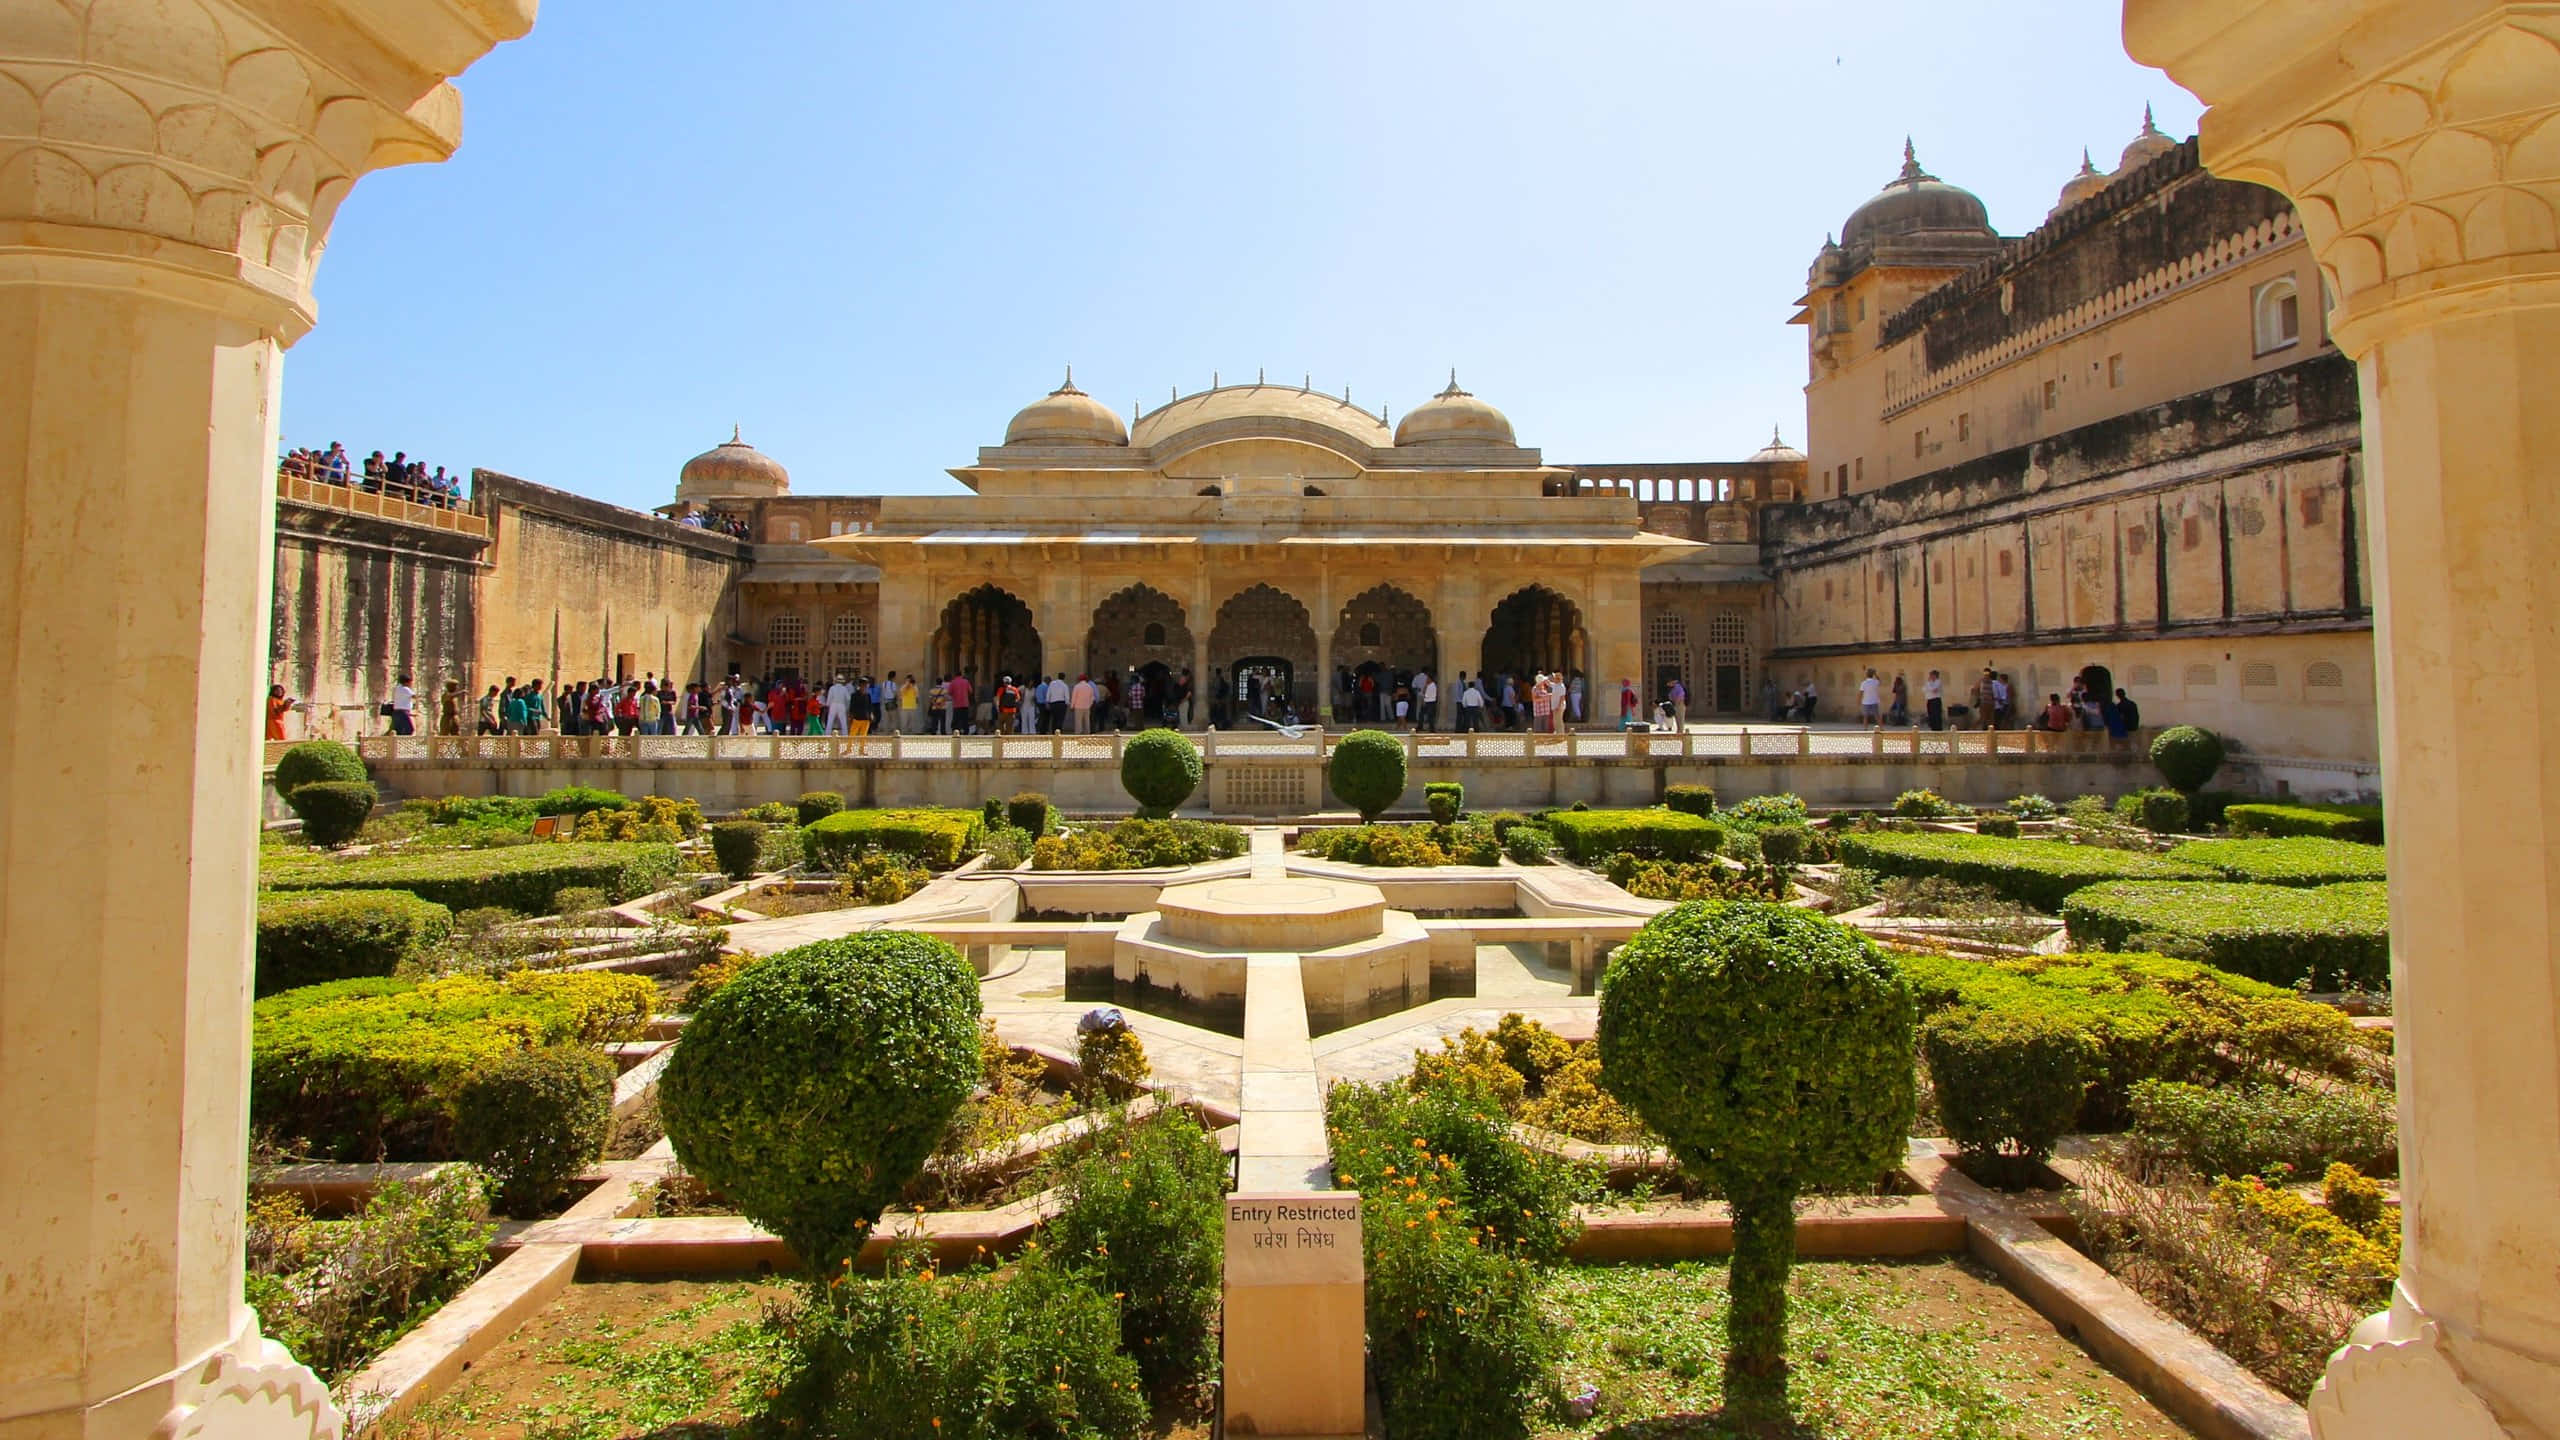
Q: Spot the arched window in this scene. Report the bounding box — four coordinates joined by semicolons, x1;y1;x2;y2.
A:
1359;622;1382;647
826;613;874;680
2253;276;2301;355
765;613;808;682
2306;661;2345;690
1143;621;1167;647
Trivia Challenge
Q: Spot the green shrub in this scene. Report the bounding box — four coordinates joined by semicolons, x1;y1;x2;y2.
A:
2187;789;2245;829
425;795;539;828
1977;813;2021;838
2226;802;2384;843
1894;788;1962;819
1922;1005;2098;1179
765;1245;1146;1440
742;800;798;825
2128;1078;2398;1178
978;797;1006;831
260;842;683;914
1028;817;1247;870
289;780;378;848
255;890;452;996
1833;829;2214;911
2063;881;2390;991
1542;807;1721;863
1425;790;1460;825
2007;794;2060;820
551;886;608;919
1599;902;1915;1389
1721;793;1809;828
2151;725;2226;792
1120;729;1204;818
244;1170;493;1382
533;785;631;817
1004;791;1053;836
1328;728;1409;822
1756;824;1809;870
801;808;985;869
1296;821;1498;867
449;1045;615;1216
2167;837;2388;887
251;972;651;1159
1328;1078;1587;1440
272;739;367;798
1044;1110;1225;1396
1502;826;1554;864
1073;1022;1150;1103
2116;786;2191;834
658;932;981;1270
795;790;846;826
709;820;765;881
1663;783;1717;818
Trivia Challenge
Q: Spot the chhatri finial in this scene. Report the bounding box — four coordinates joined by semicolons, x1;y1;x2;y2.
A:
2078;147;2098;176
1437;369;1468;399
731;423;743;444
1770;424;1784;447
1257;366;1265;385
2141;101;2160;136
1052;365;1085;396
1302;372;1311;391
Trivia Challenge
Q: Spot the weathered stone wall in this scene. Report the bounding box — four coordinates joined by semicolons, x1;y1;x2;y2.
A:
268;501;486;738
474;471;749;688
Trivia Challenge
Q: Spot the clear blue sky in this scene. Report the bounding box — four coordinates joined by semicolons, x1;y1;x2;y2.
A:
285;2;2199;509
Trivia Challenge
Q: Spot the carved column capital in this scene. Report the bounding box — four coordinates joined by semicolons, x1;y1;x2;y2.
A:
2128;1;2560;352
0;0;534;340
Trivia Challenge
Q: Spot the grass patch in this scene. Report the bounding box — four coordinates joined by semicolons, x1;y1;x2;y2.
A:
1539;1257;2190;1437
2164;837;2385;887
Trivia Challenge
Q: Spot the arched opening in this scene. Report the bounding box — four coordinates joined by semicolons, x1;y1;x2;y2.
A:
1330;584;1437;724
1709;610;1752;714
1209;583;1317;726
1479;585;1586;694
934;585;1040;693
1085;584;1193;726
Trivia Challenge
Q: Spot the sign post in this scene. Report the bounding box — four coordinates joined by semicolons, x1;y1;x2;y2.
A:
1221;1191;1365;1437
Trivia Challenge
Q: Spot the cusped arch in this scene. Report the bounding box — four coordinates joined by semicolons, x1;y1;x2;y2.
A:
1086;583;1194;687
1209;582;1318;717
934;584;1041;689
1479;584;1587;684
1330;583;1437;678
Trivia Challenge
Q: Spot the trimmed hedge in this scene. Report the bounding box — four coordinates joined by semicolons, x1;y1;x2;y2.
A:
251;972;652;1160
1121;729;1204;817
1834;829;2214;911
708;821;766;881
450;1045;615;1216
260;843;682;915
2227;802;2384;843
794;791;846;826
800;808;983;869
2167;837;2388;887
255;890;453;996
1542;807;1722;863
272;739;366;797
658;932;982;1270
533;786;630;817
1329;729;1409;822
2151;725;2225;792
1922;1004;2096;1172
2062;881;2391;991
289;780;377;848
1663;784;1716;818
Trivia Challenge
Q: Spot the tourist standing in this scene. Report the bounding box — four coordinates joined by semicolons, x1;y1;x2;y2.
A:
1888;674;1910;727
1924;670;1945;731
1567;672;1585;725
1617;677;1640;727
523;679;548;735
1417;671;1437;732
265;684;294;742
1530;672;1555;733
477;684;500;735
1069;674;1094;733
1859;668;1883;727
1458;673;1484;731
1667;676;1687;732
438;680;464;736
946;671;974;734
1971;669;1997;731
385;673;416;736
824;674;851;736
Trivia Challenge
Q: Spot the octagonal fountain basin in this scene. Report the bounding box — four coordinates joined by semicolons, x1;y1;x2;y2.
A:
1088;874;1432;1037
1155;876;1387;951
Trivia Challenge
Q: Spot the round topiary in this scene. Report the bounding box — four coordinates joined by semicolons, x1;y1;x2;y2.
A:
1328;729;1409;822
1976;813;2022;839
658;932;982;1269
709;820;766;881
272;739;366;798
1120;730;1204;818
795;791;846;826
2151;725;2226;793
288;780;378;848
1920;1005;2097;1184
1599;902;1915;1392
450;1044;616;1217
1756;824;1809;870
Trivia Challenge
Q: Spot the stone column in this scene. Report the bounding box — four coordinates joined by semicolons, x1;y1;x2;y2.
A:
2126;5;2560;1434
0;6;532;1440
1312;569;1334;723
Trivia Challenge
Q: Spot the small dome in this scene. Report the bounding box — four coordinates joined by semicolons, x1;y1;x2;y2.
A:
1394;372;1516;447
2116;105;2176;175
1004;369;1128;446
676;427;789;502
1841;140;1993;249
2050;150;2109;218
1749;426;1807;465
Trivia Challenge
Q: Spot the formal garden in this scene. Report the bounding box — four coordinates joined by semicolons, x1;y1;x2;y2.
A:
242;724;2394;1439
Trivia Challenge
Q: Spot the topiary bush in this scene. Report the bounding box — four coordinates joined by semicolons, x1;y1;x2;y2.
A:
1044;1109;1226;1397
1502;826;1554;865
255;890;451;996
2116;786;2191;835
794;790;845;826
1600;902;1915;1397
2128;1078;2398;1178
2151;725;2226;793
1894;789;1962;819
1424;787;1461;826
1663;783;1717;818
800;808;984;869
272;739;367;798
1921;1005;2098;1184
1542;808;1722;863
742;800;798;825
708;820;765;881
658;931;982;1270
289;780;378;848
1328;728;1409;822
1756;824;1809;870
1977;813;2021;838
1120;729;1204;818
449;1044;615;1217
1004;791;1053;837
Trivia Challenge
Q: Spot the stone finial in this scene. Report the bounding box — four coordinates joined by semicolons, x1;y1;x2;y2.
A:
1258;366;1266;384
732;423;743;444
1899;136;1931;183
1052;366;1084;396
2141;102;2160;137
2079;148;2099;176
1770;424;1785;446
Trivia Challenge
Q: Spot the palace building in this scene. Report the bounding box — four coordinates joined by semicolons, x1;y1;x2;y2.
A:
268;114;2375;785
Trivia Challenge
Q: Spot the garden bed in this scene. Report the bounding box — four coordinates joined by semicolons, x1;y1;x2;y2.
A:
2061;881;2390;991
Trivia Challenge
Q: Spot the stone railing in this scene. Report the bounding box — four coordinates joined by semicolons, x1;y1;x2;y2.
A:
309;725;2138;769
276;470;489;539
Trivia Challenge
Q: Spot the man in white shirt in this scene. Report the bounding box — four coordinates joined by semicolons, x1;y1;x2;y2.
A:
1923;669;1946;731
387;673;416;736
1457;673;1484;732
1414;671;1436;732
824;675;852;736
1859;669;1883;727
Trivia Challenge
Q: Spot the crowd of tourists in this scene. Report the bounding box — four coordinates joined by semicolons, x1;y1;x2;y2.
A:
676;509;753;538
1785;665;2146;742
278;443;467;509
